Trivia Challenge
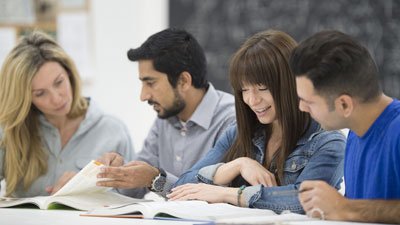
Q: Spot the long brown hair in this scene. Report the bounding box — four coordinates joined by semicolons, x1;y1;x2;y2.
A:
222;30;310;185
0;31;88;196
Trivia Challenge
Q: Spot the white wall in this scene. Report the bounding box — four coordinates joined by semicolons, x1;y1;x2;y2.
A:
85;0;169;153
0;0;168;197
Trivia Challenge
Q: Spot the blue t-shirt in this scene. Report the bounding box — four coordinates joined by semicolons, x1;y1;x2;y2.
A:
344;98;400;199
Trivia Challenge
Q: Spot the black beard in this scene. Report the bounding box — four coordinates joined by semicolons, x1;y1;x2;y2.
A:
155;89;186;119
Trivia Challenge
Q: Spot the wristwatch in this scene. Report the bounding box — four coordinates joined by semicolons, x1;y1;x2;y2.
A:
150;167;167;192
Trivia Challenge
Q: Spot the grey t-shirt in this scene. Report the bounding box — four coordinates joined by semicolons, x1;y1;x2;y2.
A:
0;99;135;197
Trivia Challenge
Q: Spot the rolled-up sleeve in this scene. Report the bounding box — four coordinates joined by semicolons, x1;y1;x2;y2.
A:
197;163;225;184
245;130;345;214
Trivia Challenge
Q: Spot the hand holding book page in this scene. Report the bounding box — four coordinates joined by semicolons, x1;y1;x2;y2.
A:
0;160;146;210
52;160;112;196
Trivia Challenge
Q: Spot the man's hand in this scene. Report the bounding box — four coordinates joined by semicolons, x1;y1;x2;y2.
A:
96;161;159;189
97;152;124;167
46;171;77;195
299;180;347;220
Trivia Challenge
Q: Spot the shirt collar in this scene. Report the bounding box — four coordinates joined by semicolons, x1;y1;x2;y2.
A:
38;98;101;134
188;83;219;130
297;119;322;145
168;83;219;130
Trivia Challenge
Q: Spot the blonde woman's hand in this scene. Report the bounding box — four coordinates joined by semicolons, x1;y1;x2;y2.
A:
46;171;77;195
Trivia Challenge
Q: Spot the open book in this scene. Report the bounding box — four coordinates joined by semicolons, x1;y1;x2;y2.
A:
0;160;145;210
84;200;282;221
214;213;311;224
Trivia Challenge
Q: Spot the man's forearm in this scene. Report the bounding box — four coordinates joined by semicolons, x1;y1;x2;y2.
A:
344;199;400;223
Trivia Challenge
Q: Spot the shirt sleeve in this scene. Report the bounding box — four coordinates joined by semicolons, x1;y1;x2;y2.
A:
215;113;236;141
197;163;225;183
111;120;149;198
123;120;160;198
246;130;346;214
134;119;160;167
174;126;237;187
134;119;178;198
159;171;178;198
114;119;136;163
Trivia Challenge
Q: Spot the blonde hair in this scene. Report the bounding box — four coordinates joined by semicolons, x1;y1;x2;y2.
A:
0;31;88;196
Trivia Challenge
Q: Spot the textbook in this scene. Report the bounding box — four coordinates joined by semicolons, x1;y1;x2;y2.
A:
214;213;311;224
0;160;146;210
84;200;278;221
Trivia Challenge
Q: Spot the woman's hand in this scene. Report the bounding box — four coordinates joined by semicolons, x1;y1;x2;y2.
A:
214;157;277;187
46;171;77;195
237;157;277;187
167;183;237;204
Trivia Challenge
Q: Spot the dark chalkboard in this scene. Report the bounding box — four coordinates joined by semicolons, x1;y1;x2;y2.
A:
170;0;400;98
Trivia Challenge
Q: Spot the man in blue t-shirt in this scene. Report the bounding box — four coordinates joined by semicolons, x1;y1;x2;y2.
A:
289;30;400;224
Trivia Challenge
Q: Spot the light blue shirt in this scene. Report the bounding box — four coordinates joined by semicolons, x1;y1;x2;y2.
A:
0;99;135;197
133;83;236;197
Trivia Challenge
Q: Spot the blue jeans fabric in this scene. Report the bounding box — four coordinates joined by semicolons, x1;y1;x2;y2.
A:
174;120;346;214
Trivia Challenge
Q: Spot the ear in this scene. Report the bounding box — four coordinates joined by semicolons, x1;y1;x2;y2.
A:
334;94;353;118
177;71;192;92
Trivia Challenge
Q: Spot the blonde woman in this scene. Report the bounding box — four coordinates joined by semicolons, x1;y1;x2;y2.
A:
0;31;134;197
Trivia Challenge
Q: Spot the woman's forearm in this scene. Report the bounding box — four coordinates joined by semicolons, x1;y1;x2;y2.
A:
213;158;243;185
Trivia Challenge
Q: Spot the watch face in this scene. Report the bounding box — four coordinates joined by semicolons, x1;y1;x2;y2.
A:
152;175;167;192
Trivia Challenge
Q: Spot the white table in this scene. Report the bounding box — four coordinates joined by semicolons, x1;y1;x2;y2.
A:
0;208;196;225
0;208;391;225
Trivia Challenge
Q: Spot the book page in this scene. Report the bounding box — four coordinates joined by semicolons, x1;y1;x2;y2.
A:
86;201;150;216
47;191;142;211
86;200;276;221
215;213;311;224
153;201;276;221
1;160;146;211
0;196;48;209
53;160;111;196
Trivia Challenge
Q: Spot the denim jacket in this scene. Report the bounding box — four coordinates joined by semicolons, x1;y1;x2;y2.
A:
174;120;346;214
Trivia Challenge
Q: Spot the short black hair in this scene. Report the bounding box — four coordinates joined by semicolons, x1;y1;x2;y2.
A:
127;28;208;89
290;30;382;103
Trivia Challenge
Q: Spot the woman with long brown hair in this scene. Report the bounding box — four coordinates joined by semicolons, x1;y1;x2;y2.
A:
168;30;346;214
